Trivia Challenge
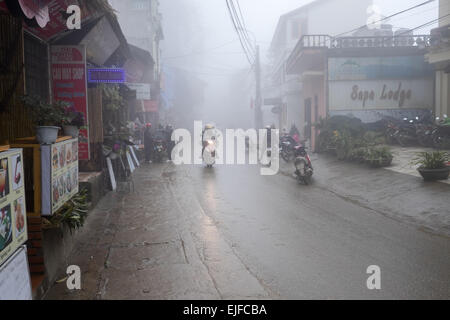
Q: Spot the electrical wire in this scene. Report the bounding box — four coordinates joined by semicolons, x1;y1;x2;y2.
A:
225;0;255;65
333;0;437;38
232;0;255;55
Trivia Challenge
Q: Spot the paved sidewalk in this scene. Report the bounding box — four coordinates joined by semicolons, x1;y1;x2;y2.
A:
44;163;272;300
387;146;450;185
279;151;450;237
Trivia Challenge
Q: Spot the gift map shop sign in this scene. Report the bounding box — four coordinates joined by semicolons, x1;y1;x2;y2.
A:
51;45;90;160
328;56;434;111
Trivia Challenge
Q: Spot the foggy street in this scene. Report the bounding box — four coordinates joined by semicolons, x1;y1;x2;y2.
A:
45;158;450;300
2;0;450;306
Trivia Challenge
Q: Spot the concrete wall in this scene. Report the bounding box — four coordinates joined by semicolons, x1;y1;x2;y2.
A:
439;0;450;27
436;70;450;118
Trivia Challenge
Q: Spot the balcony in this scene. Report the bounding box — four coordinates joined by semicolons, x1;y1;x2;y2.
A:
287;34;431;74
297;34;431;50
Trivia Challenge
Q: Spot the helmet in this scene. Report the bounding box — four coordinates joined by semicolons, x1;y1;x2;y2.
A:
146;123;152;128
205;124;214;129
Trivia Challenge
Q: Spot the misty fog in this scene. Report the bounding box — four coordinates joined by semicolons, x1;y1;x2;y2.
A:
114;0;438;130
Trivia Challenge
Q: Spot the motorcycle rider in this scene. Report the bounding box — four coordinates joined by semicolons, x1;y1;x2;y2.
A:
202;124;217;167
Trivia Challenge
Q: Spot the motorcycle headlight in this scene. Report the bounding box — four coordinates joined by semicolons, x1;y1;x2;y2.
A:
207;140;214;145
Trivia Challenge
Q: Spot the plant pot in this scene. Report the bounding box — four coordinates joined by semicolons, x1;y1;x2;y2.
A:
36;126;60;145
365;157;393;168
63;125;80;138
418;167;450;181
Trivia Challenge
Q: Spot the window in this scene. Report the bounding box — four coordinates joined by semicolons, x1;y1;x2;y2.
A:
24;33;49;101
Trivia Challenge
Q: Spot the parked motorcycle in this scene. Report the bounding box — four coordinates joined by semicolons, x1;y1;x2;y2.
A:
280;135;298;162
432;115;450;149
294;144;313;185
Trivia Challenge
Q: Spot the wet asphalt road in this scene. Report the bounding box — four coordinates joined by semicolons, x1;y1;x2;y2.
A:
173;162;450;299
46;158;450;300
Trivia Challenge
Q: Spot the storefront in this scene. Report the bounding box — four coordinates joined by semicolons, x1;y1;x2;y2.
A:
0;0;130;299
328;55;435;122
286;33;434;151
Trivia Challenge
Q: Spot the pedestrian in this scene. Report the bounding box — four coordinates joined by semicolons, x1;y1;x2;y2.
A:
165;124;174;161
144;123;153;163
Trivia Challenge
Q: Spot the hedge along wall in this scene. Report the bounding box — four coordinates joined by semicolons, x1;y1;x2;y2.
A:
0;13;34;145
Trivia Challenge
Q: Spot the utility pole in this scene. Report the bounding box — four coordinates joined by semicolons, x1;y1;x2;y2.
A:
255;45;263;129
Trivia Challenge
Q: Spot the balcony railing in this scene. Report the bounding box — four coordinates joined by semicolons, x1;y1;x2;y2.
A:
298;34;431;50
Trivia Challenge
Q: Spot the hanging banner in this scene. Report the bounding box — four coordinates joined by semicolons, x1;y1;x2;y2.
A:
18;0;51;28
51;45;90;160
0;149;27;266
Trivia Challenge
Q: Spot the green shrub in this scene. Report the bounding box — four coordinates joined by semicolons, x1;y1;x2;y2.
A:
413;151;449;170
364;146;393;167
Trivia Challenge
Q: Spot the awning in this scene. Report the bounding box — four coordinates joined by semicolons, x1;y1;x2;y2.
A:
18;0;51;28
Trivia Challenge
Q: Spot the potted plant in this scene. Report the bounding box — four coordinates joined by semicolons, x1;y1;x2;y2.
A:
413;151;450;181
364;146;393;168
62;107;85;138
22;96;65;144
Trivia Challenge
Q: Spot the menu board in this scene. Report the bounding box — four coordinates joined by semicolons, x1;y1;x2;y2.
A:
41;139;79;216
0;246;32;300
0;149;28;266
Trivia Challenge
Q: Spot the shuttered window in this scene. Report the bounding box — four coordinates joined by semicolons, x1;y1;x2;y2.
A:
24;32;49;101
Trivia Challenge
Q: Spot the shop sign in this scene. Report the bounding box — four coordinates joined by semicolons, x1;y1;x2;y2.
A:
0;149;27;266
51;45;90;160
329;79;434;111
328;56;434;81
126;83;151;100
41;138;79;216
88;68;126;83
143;100;158;113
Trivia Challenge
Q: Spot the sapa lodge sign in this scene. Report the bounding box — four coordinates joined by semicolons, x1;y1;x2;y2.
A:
329;79;434;111
351;82;412;108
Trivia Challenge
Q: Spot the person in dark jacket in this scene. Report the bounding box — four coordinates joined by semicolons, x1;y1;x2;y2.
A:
144;123;153;163
165;124;174;161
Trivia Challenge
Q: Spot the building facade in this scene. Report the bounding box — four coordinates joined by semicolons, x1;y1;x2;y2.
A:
108;0;164;121
426;0;450;119
267;0;372;131
287;28;433;151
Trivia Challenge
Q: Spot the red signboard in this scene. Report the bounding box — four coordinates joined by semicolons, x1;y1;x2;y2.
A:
51;45;90;160
143;100;159;113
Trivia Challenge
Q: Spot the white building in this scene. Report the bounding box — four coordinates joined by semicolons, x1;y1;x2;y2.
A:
426;0;450;118
268;0;372;130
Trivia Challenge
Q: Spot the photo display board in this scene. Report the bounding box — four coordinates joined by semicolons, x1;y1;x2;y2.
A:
0;149;28;266
41;138;79;216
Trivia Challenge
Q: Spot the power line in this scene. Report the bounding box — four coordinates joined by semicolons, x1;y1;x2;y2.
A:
396;12;450;36
225;0;254;65
333;0;437;38
232;0;255;55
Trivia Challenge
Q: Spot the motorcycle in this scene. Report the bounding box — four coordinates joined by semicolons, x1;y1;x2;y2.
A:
432;116;450;149
294;144;313;185
280;135;298;162
203;137;217;168
153;138;166;163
